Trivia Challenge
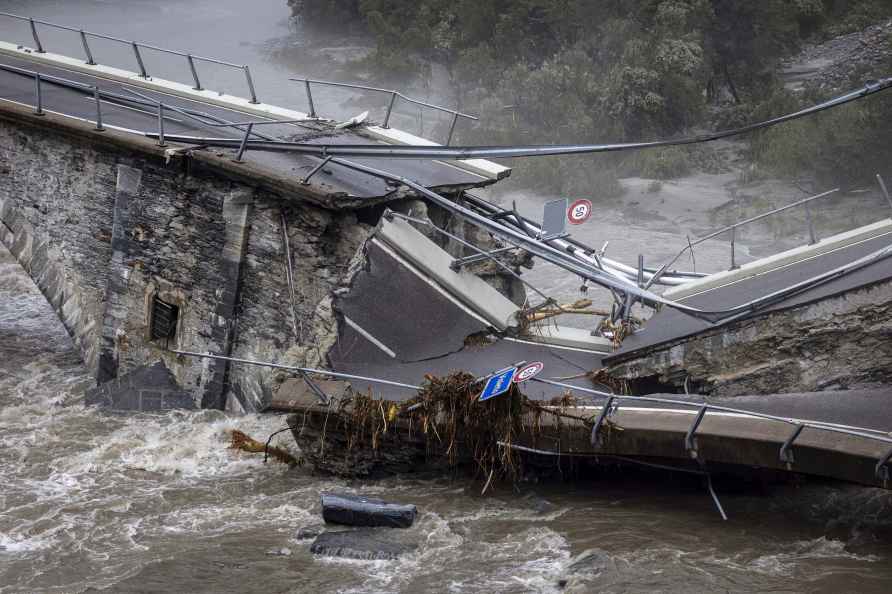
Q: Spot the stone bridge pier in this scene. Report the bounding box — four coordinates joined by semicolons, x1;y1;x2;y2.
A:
0;102;502;412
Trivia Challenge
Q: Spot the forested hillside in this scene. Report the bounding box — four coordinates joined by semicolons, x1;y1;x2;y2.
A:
291;1;892;195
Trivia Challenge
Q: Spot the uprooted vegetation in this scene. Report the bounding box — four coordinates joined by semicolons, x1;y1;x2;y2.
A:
288;371;623;486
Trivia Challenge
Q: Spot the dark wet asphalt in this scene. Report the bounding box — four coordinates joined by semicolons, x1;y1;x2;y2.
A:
0;53;488;200
610;231;892;361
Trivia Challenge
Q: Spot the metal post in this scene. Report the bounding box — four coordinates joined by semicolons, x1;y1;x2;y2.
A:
622;292;635;322
687;235;697;273
132;43;148;78
383;91;398;128
93;86;104;131
280;210;301;341
876;446;892;485
300;156;332;185
684;405;708;459
779;423;805;467
729;226;738;270
446;112;459;146
590;396;615;448
157;103;166;147
637;254;644;288
29;18;44;53
243;66;258;104
877;174;892;211
451;245;516;270
804;199;818;245
303;80;316;119
80;31;96;65
234;123;253;162
187;55;202;90
34;73;44;116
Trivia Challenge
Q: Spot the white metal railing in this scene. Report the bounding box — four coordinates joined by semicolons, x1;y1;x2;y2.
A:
290;77;478;145
0;12;479;138
0;11;259;102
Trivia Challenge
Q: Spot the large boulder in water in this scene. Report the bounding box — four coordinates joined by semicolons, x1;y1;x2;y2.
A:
321;492;417;528
310;529;418;560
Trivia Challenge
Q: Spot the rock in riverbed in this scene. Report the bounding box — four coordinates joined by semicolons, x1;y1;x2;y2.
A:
557;548;616;591
295;523;327;540
310;529;418;560
321;492;417;528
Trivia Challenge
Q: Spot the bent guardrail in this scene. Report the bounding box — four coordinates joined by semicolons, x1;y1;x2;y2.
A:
0;12;479;137
531;377;892;487
645;188;843;288
291;77;478;145
166;349;892;490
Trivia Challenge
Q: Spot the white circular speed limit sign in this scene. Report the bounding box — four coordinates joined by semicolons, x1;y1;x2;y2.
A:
567;199;593;225
513;361;544;383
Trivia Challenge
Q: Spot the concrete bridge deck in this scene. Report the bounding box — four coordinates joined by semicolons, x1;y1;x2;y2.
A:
0;50;500;207
610;223;892;361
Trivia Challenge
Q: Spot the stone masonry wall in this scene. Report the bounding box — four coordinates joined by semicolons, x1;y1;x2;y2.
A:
0;110;370;411
0;117;247;406
225;198;372;412
0;120;115;372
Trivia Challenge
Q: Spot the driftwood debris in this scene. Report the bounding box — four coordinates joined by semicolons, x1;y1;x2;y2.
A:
287;371;608;483
228;429;300;466
525;298;609;323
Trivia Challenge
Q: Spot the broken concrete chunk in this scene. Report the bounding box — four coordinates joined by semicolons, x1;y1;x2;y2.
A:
310;529;417;560
321;492;417;528
271;378;349;410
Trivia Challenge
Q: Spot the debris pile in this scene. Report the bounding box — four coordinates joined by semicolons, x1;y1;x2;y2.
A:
292;371;604;486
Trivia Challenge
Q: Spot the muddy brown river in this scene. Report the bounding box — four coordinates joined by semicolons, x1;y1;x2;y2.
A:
3;242;892;593
2;1;892;592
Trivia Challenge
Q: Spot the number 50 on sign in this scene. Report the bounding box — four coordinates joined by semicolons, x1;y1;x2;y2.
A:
567;199;592;225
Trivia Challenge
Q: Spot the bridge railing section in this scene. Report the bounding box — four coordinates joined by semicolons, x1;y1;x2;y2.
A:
0;12;480;141
6;61;109;130
290;77;478;146
531;377;892;487
645;188;846;288
166;349;892;488
0;11;260;103
4;60;296;165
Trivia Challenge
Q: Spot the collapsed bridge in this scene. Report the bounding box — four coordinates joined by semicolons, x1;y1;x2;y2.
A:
2;12;892;499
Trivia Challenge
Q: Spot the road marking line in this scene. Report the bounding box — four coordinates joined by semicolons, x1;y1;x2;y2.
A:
343;315;397;358
503;336;606;354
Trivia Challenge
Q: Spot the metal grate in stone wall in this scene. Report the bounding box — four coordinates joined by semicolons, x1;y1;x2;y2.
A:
150;296;178;341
